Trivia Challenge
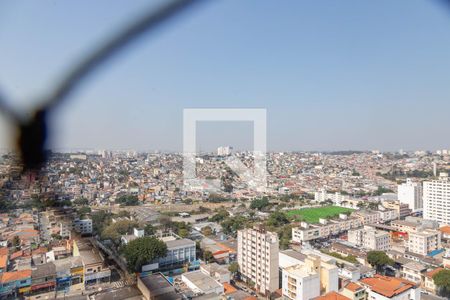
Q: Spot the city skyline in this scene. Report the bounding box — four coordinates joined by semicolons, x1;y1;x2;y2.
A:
1;0;450;151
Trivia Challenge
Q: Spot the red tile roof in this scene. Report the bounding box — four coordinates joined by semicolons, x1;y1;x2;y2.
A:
425;267;444;279
0;255;7;269
0;248;8;256
345;282;364;292
10;250;23;260
313;291;351;300
360;275;416;298
0;270;31;283
439;226;450;234
223;282;237;294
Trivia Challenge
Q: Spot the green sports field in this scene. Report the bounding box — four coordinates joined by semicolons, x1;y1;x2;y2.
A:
286;206;353;223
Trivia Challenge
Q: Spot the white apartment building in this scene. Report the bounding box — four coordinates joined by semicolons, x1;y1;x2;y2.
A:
352;210;381;225
282;265;320;300
292;214;362;242
377;208;399;222
314;190;349;205
348;227;391;251
401;262;427;284
407;229;441;256
282;255;338;300
73;218;93;235
217;146;233;156
398;178;423;212
237;226;279;295
424;173;450;224
59;222;71;238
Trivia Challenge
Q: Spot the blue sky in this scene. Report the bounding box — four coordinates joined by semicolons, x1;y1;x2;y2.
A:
1;0;450;152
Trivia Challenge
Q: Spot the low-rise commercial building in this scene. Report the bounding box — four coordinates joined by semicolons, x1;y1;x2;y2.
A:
181;270;224;296
292;214;362;243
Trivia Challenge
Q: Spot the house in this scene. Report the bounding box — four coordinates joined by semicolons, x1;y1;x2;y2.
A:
423;267;444;295
341;282;366;300
359;275;420;300
400;262;426;284
200;238;231;264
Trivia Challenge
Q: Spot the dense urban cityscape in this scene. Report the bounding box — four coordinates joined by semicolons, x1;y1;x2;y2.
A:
0;148;449;300
2;1;450;300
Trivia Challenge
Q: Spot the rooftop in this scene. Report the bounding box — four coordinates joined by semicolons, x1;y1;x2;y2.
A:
182;270;222;293
32;262;56;279
0;269;31;283
313;291;351;300
79;249;103;265
139;273;179;300
360;275;416;298
403;262;426;272
439;225;450;235
165;238;195;249
280;249;307;262
344;282;364;292
425;267;444;279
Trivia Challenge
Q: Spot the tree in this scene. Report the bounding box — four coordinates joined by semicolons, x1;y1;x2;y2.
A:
221;216;247;235
208;194;228;203
178;228;189;238
203;250;214;263
250;197;270;211
51;233;62;240
101;219;138;243
278;225;292;250
92;210;112;234
267;211;289;227
433;269;450;298
117;210;131;218
77;206;91;217
122;237;167;272
367;251;394;273
73;197;89;206
144;224;155;236
374;186;394;196
183;198;193;205
201;226;213;236
115;195;139;206
12;236;20;249
210;210;229;223
228;262;239;276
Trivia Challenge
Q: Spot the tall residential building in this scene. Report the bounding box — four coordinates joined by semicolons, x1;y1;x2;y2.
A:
423;173;450;224
398;179;423;212
237;226;279;295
